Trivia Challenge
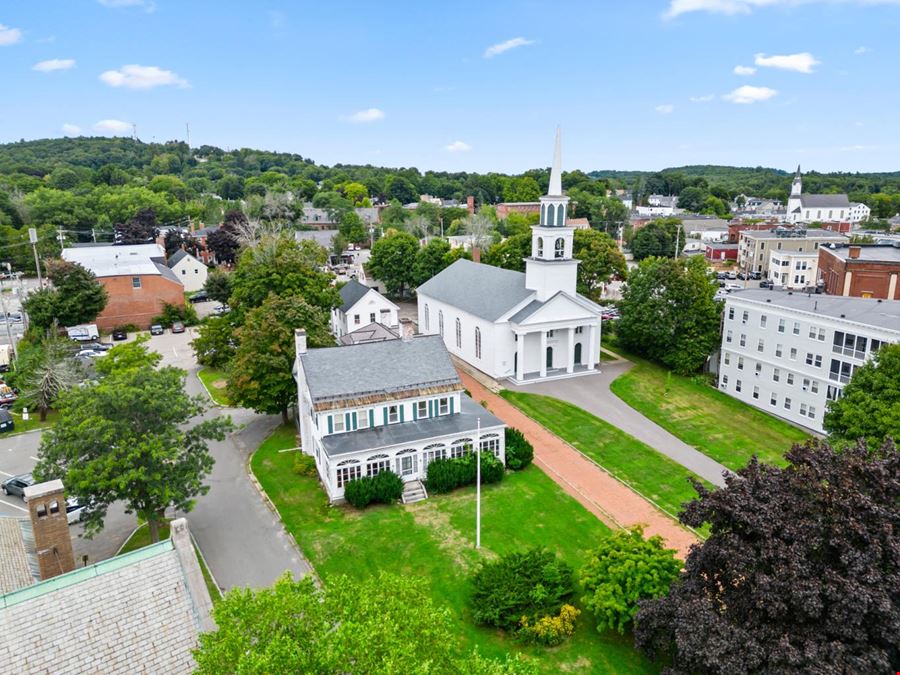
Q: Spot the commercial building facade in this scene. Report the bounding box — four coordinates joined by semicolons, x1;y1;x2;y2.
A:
737;228;847;276
818;244;900;300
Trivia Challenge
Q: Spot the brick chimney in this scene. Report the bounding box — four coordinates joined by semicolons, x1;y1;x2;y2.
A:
24;479;75;581
399;318;415;342
466;196;475;215
295;328;307;356
471;246;481;264
848;246;861;259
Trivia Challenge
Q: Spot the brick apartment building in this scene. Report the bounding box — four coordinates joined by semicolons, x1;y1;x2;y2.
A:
62;243;186;330
818;243;900;299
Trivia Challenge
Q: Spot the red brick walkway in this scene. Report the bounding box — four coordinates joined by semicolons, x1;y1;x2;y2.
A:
461;371;700;558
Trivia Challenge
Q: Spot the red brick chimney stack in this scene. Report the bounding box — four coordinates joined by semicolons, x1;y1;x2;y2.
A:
467;196;475;215
24;479;76;581
848;246;861;259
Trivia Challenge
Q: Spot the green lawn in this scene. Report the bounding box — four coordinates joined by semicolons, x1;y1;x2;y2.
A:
197;367;232;406
118;520;221;601
606;348;809;470
4;408;58;435
500;391;709;526
252;425;656;674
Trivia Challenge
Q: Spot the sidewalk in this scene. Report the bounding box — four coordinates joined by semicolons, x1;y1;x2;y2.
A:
460;370;700;558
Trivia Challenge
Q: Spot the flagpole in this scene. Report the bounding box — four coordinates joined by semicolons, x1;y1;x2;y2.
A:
476;417;481;549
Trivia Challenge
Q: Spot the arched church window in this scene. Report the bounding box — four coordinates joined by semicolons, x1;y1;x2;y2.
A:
424;304;430;332
537;237;544;257
455;318;462;348
554;237;565;259
557;203;565;226
475;327;481;359
438;310;444;337
546;204;554;226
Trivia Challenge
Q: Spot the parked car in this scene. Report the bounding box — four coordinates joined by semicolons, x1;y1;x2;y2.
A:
736;272;747;280
189;290;209;303
150;324;164;336
65;497;85;525
725;283;743;291
1;473;33;498
171;321;185;334
75;349;106;359
749;271;762;280
67;323;100;342
0;384;18;406
716;271;728;280
759;280;773;289
0;408;14;433
112;328;128;341
726;271;737;280
212;304;230;316
80;342;112;352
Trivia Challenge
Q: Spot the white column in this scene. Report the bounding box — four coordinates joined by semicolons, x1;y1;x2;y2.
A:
588;323;597;370
566;327;575;373
539;330;547;378
516;332;525;381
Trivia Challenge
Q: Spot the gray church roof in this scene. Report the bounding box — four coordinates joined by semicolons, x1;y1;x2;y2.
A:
299;335;460;406
799;194;851;208
417;259;534;322
338;278;373;313
0;518;37;594
321;395;504;457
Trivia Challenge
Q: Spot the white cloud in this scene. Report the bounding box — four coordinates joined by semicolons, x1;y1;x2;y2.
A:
754;52;819;73
61;123;81;136
99;64;189;89
733;65;757;75
723;85;778;103
854;45;871;54
33;58;75;72
97;0;156;9
655;104;675;114
689;94;715;102
0;23;23;46
665;0;900;19
483;37;536;58
444;140;472;153
93;119;132;134
342;108;385;123
839;144;878;151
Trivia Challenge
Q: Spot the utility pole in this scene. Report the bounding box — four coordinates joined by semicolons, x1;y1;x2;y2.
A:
186;122;191;149
28;228;42;289
674;225;680;259
0;281;16;370
57;227;65;250
475;417;482;550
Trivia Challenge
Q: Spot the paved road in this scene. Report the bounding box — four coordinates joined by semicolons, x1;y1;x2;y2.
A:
1;327;312;590
509;357;730;488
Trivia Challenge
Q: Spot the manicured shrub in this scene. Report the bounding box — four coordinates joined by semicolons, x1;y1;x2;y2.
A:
152;301;199;328
470;548;575;632
504;428;534;470
292;453;317;478
344;476;375;508
519;604;581;646
343;470;404;509
425;453;504;494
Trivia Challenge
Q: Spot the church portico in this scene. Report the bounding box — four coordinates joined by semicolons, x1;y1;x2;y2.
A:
511;321;598;384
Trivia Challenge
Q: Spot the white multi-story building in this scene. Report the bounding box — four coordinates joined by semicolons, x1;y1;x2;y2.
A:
331;278;399;339
737;227;847;275
848;201;871;225
767;250;819;289
717;290;899;434
294;324;506;502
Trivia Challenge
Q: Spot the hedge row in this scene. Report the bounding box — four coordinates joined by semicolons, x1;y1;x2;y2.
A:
344;470;404;509
425;452;504;494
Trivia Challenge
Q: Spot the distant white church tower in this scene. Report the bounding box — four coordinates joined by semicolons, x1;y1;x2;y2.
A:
524;128;579;301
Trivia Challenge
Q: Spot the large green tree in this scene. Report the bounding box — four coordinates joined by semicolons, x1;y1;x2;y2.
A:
23;259;108;330
482;233;531;272
617;255;721;374
228;293;333;423
34;339;232;542
635;439;900;674
18;329;82;421
573;229;627;301
203;268;232;305
630;218;684;261
413;237;453;286
580;527;681;634
367;230;419;297
823;343;899;446
194;572;534;674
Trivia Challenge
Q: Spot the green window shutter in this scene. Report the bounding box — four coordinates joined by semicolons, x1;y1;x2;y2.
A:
352;412;358;430
449;397;455;414
369;409;375;427
345;413;351;430
428;400;434;417
327;415;333;434
412;403;418;421
399;405;405;422
383;407;388;425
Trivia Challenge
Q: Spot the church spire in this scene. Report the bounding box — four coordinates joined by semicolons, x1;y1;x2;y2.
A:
548;127;562;196
795;164;801;178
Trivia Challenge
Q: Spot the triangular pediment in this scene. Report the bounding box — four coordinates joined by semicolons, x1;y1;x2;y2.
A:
512;292;599;326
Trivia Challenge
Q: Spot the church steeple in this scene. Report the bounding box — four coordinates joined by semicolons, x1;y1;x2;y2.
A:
548;127;562;196
791;165;802;197
538;127;570;229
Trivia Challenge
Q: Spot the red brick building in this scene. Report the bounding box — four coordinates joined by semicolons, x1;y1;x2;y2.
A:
818;244;900;299
705;242;739;262
727;220;778;243
494;201;542;220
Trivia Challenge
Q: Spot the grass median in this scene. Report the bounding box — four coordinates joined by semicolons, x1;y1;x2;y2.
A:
197;367;232;406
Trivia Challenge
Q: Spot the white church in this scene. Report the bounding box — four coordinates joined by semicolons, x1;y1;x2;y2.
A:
417;130;603;383
786;166;870;225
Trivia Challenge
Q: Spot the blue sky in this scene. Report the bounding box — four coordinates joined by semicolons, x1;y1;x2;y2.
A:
2;0;899;173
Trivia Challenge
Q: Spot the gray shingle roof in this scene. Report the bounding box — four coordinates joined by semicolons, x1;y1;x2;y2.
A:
799;194;851;208
416;259;534;322
338;279;373;313
154;261;182;284
508;299;543;323
0;518;37;594
167;249;189;268
299;335;460;405
339;322;398;345
321;395;504;457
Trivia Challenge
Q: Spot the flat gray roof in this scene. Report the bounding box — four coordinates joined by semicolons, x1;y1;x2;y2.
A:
299;334;459;405
741;229;847;240
821;245;900;264
728;289;900;333
417;259;534;322
320;396;504;457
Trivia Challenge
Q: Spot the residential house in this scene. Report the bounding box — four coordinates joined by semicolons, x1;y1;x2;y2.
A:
167;249;208;293
737;227;847;276
417;131;602;383
62;243;185;330
294;326;506;502
818;243;900;299
767;250;819;289
339;322;398;345
717;290;898;433
332;278;399;339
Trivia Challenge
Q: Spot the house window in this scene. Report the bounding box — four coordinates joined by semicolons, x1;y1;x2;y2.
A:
739;334;746;347
811;380;819;394
132;277;141;289
773;368;780;382
726;330;733;344
554;237;565;259
416;400;428;419
370;312;376;324
757;339;764;352
181;269;186;275
387;405;400;424
755;362;762;375
354;314;361;325
742;311;748;324
723;351;730;366
816;328;825;341
575;326;583;334
480;434;501;457
800;403;808;417
770;393;777;406
728;307;735;320
547;329;555;338
475;327;482;359
808;326;817;339
450;439;471;459
737;356;744;370
721;374;728;388
807;406;816;419
787;372;794;385
784;397;792;410
424;305;430;331
422;444;446;471
395;449;418;477
357;409;369;430
760;315;767;328
336;460;361;488
776;343;783;358
438;397;450;415
752;386;759;400
792;322;800;335
802;378;811;391
455;318;462;348
332;414;346;433
735;379;742;393
366;454;390;477
778;318;785;333
790;348;797;361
